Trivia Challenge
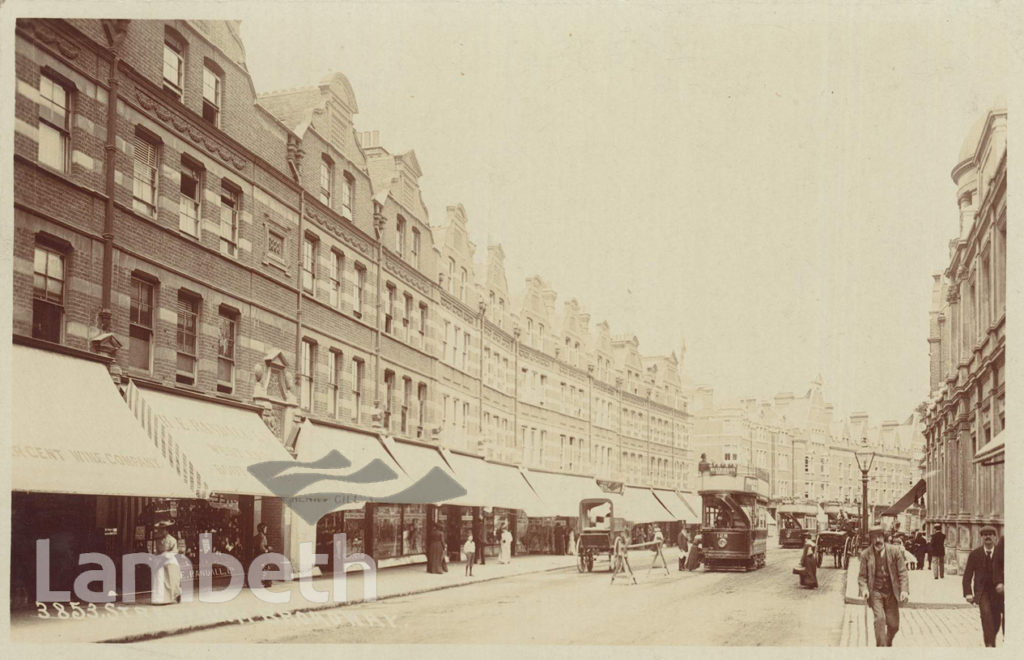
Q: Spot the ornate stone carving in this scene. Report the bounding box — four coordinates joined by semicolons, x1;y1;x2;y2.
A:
384;255;433;296
26;21;81;59
439;294;478;325
134;88;247;171
305;207;373;258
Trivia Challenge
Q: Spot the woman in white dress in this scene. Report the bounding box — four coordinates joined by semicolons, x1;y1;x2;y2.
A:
499;525;513;564
151;534;182;605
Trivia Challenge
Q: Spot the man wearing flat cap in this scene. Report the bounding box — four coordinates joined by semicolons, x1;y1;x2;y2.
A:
963;525;1003;647
858;526;909;646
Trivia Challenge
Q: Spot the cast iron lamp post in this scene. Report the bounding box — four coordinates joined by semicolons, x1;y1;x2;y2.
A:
854;436;876;548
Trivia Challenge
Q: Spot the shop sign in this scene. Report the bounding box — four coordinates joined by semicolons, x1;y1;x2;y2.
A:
104;528;118;536
597;480;624;494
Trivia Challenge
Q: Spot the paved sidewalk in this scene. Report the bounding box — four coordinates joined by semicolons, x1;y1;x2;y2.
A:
11;554;576;643
841;554;1004;647
844;555;973;608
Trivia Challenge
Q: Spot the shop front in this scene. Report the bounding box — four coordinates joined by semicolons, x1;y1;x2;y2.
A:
10;345;197;606
123;381;299;581
522;470;609;554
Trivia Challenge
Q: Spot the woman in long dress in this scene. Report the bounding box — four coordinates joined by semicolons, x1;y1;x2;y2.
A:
499;525;513;564
426;527;445;574
151;535;182;605
798;539;818;588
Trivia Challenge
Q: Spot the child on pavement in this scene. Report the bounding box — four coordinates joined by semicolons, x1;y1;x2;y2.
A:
463;535;476;577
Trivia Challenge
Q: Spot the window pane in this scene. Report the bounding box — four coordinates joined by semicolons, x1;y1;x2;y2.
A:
37;123;64;170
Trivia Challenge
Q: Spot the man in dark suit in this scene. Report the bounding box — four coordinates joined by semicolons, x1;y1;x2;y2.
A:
930;523;946;579
993;535;1004;635
963;525;1002;647
858;527;910;646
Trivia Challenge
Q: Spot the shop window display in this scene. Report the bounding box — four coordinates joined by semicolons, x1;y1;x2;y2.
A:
138;497;244;580
374;505;402;559
316;509;366;569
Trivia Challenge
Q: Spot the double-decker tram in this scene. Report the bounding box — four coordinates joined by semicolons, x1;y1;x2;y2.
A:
698;466;771;571
775;501;821;548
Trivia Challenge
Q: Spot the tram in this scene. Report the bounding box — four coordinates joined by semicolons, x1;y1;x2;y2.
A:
698;466;771;571
776;501;821;548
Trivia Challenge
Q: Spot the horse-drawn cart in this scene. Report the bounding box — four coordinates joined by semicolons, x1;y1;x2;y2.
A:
576;497;632;573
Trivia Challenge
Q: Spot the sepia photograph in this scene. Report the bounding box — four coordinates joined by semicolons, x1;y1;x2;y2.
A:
0;0;1014;652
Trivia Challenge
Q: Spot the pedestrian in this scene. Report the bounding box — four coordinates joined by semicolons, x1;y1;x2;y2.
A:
677;528;689;571
499;524;513;564
685;533;703;571
554;522;565;555
568;526;576;556
962;525;1002;647
252;522;272;588
797;539;818;589
473;516;486;566
462;534;476;577
930;523;946;579
653;525;664;549
911;531;927;571
857;527;910;647
426;526;445;574
151;526;182;605
993;534;1005;636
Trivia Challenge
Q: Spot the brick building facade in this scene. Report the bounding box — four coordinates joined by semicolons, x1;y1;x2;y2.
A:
10;18;696;596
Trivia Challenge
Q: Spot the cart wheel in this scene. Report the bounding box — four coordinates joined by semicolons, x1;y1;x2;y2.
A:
843;538;852;569
586;551;594;572
816;550;823;567
577;550;587;573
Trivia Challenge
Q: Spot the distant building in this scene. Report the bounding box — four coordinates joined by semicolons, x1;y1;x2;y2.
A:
921;103;1006;574
692;380;919;518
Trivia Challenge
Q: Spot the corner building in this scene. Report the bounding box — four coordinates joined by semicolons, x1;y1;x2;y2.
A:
10;18;697;598
921;104;1006;574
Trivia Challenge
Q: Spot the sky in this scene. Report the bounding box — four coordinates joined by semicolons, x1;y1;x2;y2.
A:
234;1;1016;423
5;0;1009;423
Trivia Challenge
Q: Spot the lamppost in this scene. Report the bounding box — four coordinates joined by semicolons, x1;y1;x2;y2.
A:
854;436;876;547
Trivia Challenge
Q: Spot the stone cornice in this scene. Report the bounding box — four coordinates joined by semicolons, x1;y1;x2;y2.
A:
21;19;82;60
439;291;478;325
304;204;374;259
133;86;249;172
384;252;434;297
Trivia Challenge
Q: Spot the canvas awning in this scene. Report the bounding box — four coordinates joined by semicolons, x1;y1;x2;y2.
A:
677;492;702;521
522;470;610;518
11;346;194;498
619;486;674;523
126;381;295;497
440;451;541;512
286;421;411;509
652;489;690;522
882;479;927;517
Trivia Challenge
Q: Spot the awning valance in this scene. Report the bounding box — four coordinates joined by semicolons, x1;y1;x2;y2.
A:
974;431;1005;463
619;486;674;523
882;479;926;517
522;470;608;518
11;346;194;498
126;382;295;497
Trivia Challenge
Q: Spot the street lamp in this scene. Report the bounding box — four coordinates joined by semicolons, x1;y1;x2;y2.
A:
854;436;876;547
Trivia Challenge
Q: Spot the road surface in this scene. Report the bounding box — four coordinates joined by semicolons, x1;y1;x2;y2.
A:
160;546;847;645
